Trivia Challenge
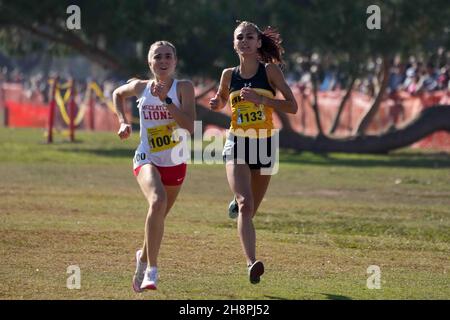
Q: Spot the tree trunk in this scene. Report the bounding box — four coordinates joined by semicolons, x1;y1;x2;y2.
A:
194;81;217;99
355;56;391;135
281;105;450;153
195;105;230;132
274;109;294;132
196;104;450;154
311;72;324;135
11;20;126;75
329;76;356;135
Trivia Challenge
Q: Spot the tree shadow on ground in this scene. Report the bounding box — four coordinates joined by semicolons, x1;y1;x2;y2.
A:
263;293;353;300
63;147;218;162
263;295;291;300
61;147;134;159
320;293;353;300
62;145;450;169
279;151;450;168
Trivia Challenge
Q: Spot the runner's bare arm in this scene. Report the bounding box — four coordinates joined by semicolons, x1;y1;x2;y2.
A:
113;79;147;140
113;80;147;124
263;63;298;114
164;80;196;134
209;68;232;111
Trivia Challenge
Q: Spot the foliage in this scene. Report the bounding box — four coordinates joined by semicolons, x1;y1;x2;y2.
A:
1;0;448;78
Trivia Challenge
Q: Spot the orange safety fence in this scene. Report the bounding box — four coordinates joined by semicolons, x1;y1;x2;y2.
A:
1;82;132;132
196;87;450;152
2;81;450;151
4;100;49;128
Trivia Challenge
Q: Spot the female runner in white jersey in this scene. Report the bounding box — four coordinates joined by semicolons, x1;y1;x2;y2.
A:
113;41;195;292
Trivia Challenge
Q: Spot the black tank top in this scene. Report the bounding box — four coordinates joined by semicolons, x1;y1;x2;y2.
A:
227;63;276;138
229;63;275;96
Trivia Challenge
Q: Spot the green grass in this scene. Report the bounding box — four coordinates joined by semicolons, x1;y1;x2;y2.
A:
0;127;449;299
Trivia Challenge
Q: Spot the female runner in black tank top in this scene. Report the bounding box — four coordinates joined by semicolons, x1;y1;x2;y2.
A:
209;21;298;284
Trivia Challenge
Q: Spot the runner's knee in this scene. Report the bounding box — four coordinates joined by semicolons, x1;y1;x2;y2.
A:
147;189;167;213
236;196;254;217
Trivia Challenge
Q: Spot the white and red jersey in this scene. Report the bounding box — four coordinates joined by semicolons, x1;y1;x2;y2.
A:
133;79;189;169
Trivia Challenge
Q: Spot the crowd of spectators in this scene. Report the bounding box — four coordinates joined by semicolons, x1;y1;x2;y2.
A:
288;48;450;96
1;48;449;105
0;67;124;105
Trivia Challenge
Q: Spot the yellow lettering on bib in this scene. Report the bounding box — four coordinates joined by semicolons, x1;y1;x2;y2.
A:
147;122;179;153
236;102;266;127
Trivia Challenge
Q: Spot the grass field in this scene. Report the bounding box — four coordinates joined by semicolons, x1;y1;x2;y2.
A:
0;127;449;300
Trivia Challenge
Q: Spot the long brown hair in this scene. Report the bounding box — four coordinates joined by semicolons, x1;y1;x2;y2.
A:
235;21;284;65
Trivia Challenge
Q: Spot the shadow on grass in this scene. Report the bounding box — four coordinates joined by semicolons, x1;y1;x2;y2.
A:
279;151;450;168
320;293;352;300
39;139;85;145
61;147;135;159
264;293;353;300
263;295;291;300
63;148;223;162
62;145;450;169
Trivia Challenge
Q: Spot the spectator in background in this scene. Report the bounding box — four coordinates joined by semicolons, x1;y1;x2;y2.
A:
320;64;337;91
406;74;423;95
422;63;438;91
103;80;115;100
437;66;449;90
388;57;405;93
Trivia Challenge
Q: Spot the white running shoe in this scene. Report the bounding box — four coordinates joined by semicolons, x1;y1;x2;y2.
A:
141;267;158;290
132;249;147;293
228;198;238;219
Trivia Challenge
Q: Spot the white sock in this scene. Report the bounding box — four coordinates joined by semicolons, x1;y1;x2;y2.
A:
147;266;158;273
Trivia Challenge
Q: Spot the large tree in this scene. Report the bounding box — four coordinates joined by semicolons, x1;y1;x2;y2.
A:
0;0;294;77
1;0;449;153
193;0;450;153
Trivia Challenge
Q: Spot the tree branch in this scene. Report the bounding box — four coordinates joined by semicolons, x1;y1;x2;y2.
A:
196;101;450;154
195;81;217;99
311;71;324;135
329;76;356;135
281;105;450;153
355;55;391;135
9;19;126;75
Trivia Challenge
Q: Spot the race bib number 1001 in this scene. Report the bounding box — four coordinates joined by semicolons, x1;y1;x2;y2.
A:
147;122;179;153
